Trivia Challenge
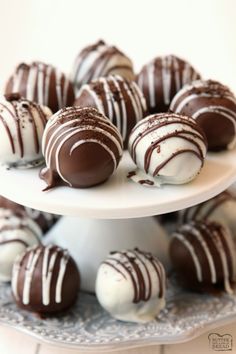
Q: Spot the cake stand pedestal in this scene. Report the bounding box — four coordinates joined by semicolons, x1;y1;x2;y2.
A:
1;150;236;350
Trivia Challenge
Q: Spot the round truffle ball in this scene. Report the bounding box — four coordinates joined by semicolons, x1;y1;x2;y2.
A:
128;112;207;187
0;196;59;234
0;93;52;168
0;208;41;282
5;62;75;113
170;221;236;293
71;40;135;94
74;75;147;148
12;245;80;314
136;55;200;113
170;80;236;151
179;190;236;244
96;248;166;323
40;106;123;189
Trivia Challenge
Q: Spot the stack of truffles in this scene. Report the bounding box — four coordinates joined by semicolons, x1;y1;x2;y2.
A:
0;39;236;323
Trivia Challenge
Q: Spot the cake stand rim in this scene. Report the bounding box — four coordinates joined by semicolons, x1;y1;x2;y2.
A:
0;150;236;218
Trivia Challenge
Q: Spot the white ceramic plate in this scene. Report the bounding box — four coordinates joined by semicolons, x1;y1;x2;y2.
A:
0;151;236;218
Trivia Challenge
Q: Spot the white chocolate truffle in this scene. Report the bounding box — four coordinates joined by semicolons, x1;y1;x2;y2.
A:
95;249;166;323
0;208;42;282
0;93;52;168
71;40;135;94
128;112;207;187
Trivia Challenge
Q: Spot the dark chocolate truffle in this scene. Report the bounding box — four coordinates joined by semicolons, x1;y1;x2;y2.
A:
0;195;59;234
5;62;75;113
137;55;201;113
170;221;236;293
12;245;80;314
40;106;123;189
170;80;236;151
128;112;207;187
74;75;147;148
179;190;236;245
71;40;135;94
0;93;52;168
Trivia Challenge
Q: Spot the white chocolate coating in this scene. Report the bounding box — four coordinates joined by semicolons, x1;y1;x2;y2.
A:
96;249;166;323
0;208;41;282
0;96;52;168
128;113;207;187
71;40;135;94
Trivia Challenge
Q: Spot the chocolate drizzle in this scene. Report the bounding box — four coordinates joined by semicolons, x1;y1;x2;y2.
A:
169;79;236;151
102;249;165;303
74;75;147;148
41;106;123;189
5;61;75;113
136;55;201;113
139;179;154;186
0;96;51;168
128;112;207;185
181;191;236;224
12;245;80;314
171;220;236;294
71;40;135;93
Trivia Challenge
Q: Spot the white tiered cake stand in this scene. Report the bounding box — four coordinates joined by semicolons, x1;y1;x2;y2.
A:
1;151;236;351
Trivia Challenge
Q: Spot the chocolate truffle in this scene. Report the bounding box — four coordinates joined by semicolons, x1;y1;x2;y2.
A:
128;112;207;187
170;221;236;293
95;248;166;323
74;75;147;148
0;94;52;168
137;55;200;113
5;61;75;113
170;80;236;151
0;208;41;282
71;40;135;94
0;195;59;234
12;245;80;314
40;106;123;189
179;190;236;244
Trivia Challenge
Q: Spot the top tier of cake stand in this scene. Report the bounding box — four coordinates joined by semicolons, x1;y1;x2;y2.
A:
0;150;236;219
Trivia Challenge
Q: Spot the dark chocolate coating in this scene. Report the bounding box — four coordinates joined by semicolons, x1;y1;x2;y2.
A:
71;40;135;92
136;55;200;114
40;107;123;189
12;245;80;314
5;62;75;113
170;80;236;151
170;221;235;293
74;75;147;148
0;196;59;234
180;190;236;224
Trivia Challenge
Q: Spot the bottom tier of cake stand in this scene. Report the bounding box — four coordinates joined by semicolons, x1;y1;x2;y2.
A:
45;216;170;292
0;278;236;351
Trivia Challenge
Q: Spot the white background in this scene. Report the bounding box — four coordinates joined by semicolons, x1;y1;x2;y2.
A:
0;0;236;93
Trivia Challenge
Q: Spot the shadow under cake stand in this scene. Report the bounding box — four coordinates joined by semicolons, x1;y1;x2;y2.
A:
0;151;236;351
